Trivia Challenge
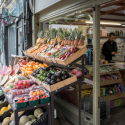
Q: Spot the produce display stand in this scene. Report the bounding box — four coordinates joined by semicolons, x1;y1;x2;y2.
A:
24;49;86;125
76;64;125;101
0;86;51;125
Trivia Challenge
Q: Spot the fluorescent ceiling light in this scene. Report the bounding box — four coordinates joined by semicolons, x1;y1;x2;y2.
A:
85;21;121;25
122;25;125;26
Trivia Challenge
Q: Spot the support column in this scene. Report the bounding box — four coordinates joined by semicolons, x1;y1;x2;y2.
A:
93;5;100;125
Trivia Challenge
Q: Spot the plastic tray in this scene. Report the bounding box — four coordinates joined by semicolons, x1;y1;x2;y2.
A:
0;102;12;121
40;97;50;104
15;100;28;109
28;99;39;106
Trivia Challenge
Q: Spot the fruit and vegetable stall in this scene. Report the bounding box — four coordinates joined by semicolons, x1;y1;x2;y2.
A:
0;28;87;125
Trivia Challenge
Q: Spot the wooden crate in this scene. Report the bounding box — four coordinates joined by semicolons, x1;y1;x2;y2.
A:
42;75;77;92
55;46;87;66
24;46;87;66
28;74;77;92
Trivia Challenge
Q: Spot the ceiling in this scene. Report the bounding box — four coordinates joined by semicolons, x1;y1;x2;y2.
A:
49;0;125;26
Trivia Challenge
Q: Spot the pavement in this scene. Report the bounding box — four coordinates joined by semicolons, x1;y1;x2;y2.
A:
107;106;125;125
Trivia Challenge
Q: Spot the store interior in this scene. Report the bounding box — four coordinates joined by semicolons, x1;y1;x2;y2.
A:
0;0;125;125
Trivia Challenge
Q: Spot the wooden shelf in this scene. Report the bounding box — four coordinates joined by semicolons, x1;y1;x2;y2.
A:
80;79;122;90
84;71;119;77
84;63;116;67
104;92;125;101
100;36;125;38
88;36;125;38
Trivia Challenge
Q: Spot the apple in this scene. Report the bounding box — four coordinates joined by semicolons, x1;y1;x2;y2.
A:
21;86;25;89
15;81;18;85
22;90;24;94
26;81;30;85
22;60;27;65
18;81;23;85
23;81;27;85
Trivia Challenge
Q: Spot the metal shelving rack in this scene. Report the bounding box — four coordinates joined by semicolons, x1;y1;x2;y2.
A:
1;53;85;125
0;87;51;125
47;55;85;125
25;53;85;125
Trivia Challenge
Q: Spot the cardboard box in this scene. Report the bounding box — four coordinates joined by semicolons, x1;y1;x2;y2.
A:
100;30;107;36
115;63;125;69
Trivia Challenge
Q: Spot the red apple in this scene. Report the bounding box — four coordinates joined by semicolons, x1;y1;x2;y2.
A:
22;60;27;65
18;81;23;85
15;81;18;85
26;81;30;85
22;90;24;94
23;81;27;85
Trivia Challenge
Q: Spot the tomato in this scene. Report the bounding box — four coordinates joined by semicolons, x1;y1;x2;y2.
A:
34;97;38;100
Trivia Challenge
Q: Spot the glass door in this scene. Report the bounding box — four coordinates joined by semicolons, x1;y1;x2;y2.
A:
8;24;16;65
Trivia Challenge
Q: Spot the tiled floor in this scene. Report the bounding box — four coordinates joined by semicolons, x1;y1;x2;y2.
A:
107;106;125;125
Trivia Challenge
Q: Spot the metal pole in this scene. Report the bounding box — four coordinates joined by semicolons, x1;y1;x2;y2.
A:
93;5;100;125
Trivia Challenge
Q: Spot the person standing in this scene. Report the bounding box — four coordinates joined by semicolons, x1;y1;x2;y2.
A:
102;32;118;62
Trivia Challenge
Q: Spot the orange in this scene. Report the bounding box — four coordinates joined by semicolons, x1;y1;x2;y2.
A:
33;92;37;96
30;91;33;95
30;61;35;64
28;64;33;68
34;65;39;69
27;67;33;71
21;67;26;71
27;71;33;74
23;65;27;68
41;65;45;68
35;62;39;65
37;91;40;96
36;90;39;92
40;90;44;95
43;63;49;67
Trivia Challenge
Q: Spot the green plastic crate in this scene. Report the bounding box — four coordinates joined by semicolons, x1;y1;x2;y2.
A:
40;97;50;104
114;99;121;107
15;100;27;109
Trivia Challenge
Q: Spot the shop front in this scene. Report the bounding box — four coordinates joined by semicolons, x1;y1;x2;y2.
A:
32;0;125;125
0;0;125;125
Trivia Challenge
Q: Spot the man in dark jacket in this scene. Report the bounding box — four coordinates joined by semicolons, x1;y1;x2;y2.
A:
102;32;117;62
